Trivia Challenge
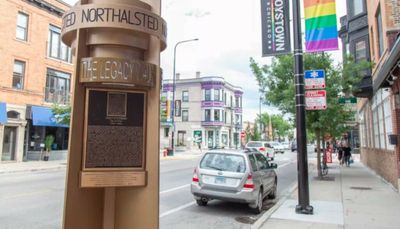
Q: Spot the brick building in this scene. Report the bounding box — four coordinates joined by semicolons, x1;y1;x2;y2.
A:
354;0;400;191
0;0;73;162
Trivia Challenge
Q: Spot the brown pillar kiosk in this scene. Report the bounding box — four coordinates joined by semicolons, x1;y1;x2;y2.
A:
60;0;166;228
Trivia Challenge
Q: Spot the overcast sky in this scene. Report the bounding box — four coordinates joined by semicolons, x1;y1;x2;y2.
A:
63;0;346;122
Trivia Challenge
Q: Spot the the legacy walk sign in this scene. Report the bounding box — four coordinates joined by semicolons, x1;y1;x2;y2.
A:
261;0;291;56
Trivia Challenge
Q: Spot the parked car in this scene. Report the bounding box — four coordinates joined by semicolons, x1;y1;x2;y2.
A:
268;142;285;154
291;139;297;152
245;141;275;160
191;149;278;213
280;142;290;150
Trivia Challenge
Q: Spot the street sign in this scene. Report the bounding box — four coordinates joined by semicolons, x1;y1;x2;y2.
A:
338;97;357;104
305;90;327;110
304;69;325;89
193;130;202;143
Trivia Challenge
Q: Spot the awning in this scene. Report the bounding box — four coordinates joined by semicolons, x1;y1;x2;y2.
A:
31;106;69;128
373;37;400;93
0;103;6;124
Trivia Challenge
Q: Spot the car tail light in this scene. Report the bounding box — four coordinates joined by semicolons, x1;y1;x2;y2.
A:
243;174;254;189
259;147;266;152
192;168;199;183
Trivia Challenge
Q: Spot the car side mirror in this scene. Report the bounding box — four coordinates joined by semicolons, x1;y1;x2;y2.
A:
269;163;278;169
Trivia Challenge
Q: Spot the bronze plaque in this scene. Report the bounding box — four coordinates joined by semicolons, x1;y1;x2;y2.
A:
84;89;145;169
80;171;146;187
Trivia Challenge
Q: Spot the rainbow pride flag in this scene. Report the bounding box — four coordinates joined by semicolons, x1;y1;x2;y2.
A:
304;0;339;52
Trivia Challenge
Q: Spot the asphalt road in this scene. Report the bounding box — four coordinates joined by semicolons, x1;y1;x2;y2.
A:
0;150;299;229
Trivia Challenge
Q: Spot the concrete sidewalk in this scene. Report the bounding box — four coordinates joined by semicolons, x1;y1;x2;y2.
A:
0;160;67;174
259;157;400;228
160;149;204;161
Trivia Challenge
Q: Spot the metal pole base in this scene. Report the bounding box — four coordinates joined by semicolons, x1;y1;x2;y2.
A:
295;205;314;215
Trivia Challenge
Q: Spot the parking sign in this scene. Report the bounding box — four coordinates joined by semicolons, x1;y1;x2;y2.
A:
305;90;327;110
304;70;325;89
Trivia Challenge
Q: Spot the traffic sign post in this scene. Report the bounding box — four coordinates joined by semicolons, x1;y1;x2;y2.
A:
305;90;327;110
304;70;325;89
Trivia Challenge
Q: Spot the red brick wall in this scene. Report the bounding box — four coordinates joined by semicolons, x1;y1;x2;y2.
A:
361;147;399;189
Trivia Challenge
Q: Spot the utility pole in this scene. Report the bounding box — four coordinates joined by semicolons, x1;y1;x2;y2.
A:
292;0;313;215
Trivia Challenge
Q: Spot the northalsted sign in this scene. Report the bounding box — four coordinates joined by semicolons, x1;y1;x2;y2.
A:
261;0;291;56
61;3;167;50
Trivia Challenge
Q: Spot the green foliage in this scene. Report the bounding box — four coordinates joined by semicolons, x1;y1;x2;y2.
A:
45;135;55;152
258;113;292;140
250;53;370;139
52;104;71;126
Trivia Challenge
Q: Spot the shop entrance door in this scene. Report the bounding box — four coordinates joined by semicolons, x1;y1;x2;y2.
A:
2;126;17;161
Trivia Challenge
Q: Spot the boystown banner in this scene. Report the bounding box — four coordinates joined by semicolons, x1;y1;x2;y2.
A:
261;0;291;56
304;0;339;52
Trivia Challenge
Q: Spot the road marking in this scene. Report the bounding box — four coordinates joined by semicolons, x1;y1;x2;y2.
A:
159;201;196;218
160;184;190;195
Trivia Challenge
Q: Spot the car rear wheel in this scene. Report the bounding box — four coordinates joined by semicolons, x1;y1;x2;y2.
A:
268;181;277;199
250;190;263;214
196;199;208;206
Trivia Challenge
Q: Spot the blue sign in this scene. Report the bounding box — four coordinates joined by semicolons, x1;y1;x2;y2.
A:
304;70;325;89
304;70;325;79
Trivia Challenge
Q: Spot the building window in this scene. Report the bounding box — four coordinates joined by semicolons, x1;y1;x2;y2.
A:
205;109;211;121
223;92;227;105
45;68;71;104
182;91;189;102
13;60;25;89
355;40;367;62
352;0;364;16
235;114;241;124
48;25;72;63
383;96;393;150
214;89;220;101
376;6;384;58
16;12;28;41
205;89;211;101
182;110;189;122
371;89;392;149
214;110;220;121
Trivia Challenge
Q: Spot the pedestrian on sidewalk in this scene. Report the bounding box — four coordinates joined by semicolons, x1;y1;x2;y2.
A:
340;134;352;167
337;139;343;165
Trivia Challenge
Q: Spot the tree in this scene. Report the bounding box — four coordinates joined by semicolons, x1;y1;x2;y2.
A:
258;113;292;141
52;104;71;126
250;53;370;177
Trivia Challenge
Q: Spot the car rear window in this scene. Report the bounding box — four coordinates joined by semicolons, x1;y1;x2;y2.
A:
246;142;262;147
200;153;246;173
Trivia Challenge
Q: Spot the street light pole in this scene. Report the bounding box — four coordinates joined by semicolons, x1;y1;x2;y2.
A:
292;0;313;214
171;38;199;156
259;96;262;140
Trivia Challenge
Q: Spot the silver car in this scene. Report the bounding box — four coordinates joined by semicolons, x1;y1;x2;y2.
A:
191;149;278;213
245;141;275;160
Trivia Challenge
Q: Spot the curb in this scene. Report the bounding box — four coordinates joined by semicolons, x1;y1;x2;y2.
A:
252;162;318;229
251;181;298;229
0;165;66;175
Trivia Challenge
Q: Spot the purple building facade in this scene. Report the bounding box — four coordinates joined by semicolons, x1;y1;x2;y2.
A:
160;75;243;150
